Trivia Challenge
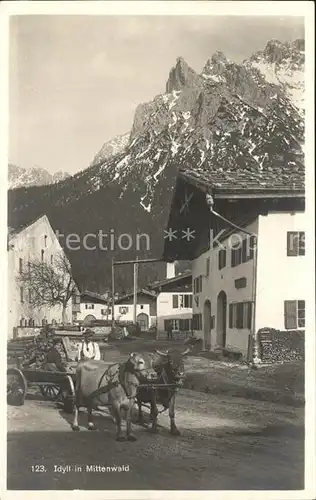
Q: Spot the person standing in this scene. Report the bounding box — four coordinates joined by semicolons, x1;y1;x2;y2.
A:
166;321;173;341
77;329;101;361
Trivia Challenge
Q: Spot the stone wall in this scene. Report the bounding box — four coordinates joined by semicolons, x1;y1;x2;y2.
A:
258;328;304;363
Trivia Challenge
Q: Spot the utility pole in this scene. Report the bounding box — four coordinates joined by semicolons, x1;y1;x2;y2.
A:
133;256;139;324
111;258;115;330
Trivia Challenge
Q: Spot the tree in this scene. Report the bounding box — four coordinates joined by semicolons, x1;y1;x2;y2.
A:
17;253;78;324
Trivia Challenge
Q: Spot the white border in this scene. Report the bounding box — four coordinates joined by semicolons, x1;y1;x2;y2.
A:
0;2;315;499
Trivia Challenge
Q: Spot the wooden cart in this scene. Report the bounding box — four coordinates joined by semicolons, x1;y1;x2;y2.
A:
7;365;76;413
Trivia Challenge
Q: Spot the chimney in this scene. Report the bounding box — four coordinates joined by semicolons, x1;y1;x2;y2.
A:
166;262;176;279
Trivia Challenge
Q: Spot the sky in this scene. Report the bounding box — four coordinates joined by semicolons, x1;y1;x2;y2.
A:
9;15;304;175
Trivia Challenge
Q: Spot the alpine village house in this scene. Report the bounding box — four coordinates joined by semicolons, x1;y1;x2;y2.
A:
163;162;305;360
7;215;75;339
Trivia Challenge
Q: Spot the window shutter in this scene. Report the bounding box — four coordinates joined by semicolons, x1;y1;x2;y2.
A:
172;295;178;308
229;304;233;328
299;232;305;256
247;302;252;329
249;236;256;260
236;303;243;328
242;239;247;263
284;300;297;329
231;248;236;267
287;232;298;256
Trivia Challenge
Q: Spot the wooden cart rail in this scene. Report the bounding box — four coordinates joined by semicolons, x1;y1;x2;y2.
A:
7;366;76;413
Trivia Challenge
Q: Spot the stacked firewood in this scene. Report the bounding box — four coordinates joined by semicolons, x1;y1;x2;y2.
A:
258;328;304;363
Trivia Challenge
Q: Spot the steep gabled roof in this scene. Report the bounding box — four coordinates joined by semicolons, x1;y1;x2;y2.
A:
148;271;192;290
7;214;49;241
115;288;157;304
80;290;108;304
179;166;305;198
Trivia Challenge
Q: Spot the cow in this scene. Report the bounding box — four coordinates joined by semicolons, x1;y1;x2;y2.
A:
71;352;145;441
136;347;191;436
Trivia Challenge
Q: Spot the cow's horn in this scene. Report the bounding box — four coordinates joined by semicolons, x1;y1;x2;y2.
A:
182;347;191;356
155;349;168;357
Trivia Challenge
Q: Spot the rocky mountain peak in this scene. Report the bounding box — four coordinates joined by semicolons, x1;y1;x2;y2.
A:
166;56;203;93
8;163;71;190
245;38;305;113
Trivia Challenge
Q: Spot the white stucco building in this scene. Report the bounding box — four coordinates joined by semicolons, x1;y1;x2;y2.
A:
148;264;193;338
114;290;157;330
191;212;305;356
7;215;73;339
162;164;305;359
72;290;111;324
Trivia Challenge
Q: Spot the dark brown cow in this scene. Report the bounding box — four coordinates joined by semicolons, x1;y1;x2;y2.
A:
72;352;145;441
137;347;190;435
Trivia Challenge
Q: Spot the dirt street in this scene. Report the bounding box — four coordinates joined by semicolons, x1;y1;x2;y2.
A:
7;390;304;490
7;339;304;490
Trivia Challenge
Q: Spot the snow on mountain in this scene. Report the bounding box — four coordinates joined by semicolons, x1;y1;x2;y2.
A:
244;39;304;114
8;164;71;190
89;132;130;167
8;38;304;292
61;38;304;211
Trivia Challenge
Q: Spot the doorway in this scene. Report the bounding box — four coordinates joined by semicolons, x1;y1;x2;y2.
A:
216;291;227;347
137;313;149;331
203;300;212;350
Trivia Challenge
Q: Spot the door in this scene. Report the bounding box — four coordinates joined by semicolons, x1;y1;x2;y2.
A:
137;313;149;331
216;291;227;347
83;314;96;325
203;300;212;350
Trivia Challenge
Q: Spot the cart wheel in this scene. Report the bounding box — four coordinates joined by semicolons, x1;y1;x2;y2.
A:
7;368;27;406
40;384;61;400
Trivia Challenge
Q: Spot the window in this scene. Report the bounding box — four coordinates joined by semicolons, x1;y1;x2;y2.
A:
85;303;95;310
284;300;305;329
44;235;48;247
165;319;180;331
231;236;256;267
229;302;252;329
172;319;179;330
235;277;247;289
73;295;81;305
41;249;44;262
19;258;23;273
178;294;193;308
194;276;203;293
184;294;192;308
231;244;242;267
179;318;192;331
218;249;226;270
20;287;24;303
172;295;179;309
119;306;128;314
287;232;305;256
140;305;144;310
192;313;202;330
206;257;210;276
